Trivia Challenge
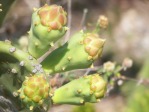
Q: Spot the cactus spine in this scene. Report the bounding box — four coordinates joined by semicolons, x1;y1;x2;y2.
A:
28;4;67;58
52;74;107;105
41;31;105;74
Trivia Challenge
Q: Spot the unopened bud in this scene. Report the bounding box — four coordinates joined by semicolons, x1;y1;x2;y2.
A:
103;61;115;72
122;58;133;70
98;15;108;29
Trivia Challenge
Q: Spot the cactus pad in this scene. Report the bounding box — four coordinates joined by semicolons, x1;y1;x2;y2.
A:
52;74;107;105
42;31;105;74
28;4;67;58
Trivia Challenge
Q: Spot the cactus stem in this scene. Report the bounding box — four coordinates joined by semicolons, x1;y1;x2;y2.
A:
9;47;16;53
67;56;72;61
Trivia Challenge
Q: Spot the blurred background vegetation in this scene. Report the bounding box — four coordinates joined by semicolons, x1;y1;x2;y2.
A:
0;0;149;112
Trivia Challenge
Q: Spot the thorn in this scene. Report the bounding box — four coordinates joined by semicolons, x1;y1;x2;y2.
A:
80;99;84;104
35;42;39;46
50;42;54;47
96;99;100;102
80;30;84;33
28;55;33;60
49;93;53;97
87;56;93;60
11;68;17;74
90;91;93;95
33;7;37;11
64;27;69;31
25;76;28;80
34;22;39;26
44;4;48;6
17;89;21;93
39;100;43;105
20;61;25;66
13;92;18;97
27;31;30;34
9;47;16;53
62;67;65;71
90;64;94;68
77;89;82;94
48;28;51;32
20;95;25;99
79;41;83;45
32;69;37;74
67;56;72;61
5;40;11;44
30;106;34;110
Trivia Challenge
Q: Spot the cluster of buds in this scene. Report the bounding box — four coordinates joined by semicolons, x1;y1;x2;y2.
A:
103;61;115;72
19;75;50;110
122;57;133;70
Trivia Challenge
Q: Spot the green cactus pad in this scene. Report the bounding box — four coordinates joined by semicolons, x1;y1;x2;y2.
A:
41;31;105;74
19;75;50;108
28;4;67;58
52;74;107;105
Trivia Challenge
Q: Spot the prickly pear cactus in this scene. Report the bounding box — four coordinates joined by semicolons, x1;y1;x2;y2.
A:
41;32;105;74
52;74;107;105
28;4;67;58
0;3;108;112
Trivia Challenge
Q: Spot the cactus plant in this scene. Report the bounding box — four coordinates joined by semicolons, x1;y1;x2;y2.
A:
0;4;107;111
